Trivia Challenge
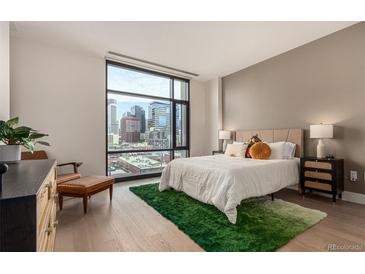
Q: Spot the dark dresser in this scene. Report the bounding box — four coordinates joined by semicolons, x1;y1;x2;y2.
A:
0;159;57;252
300;157;344;202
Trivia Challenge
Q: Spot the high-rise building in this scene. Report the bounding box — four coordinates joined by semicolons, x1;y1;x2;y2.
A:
107;98;119;135
120;116;141;143
147;102;170;148
131;105;146;133
148;102;170;130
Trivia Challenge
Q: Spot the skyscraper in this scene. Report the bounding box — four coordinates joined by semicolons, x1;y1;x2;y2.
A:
147;102;171;148
131;105;146;133
148;102;170;130
120;116;141;143
107;98;119;135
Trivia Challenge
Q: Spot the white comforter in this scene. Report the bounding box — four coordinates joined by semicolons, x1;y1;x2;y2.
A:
159;155;299;224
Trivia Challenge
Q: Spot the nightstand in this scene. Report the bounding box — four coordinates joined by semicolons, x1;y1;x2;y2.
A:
212;150;224;155
300;157;344;202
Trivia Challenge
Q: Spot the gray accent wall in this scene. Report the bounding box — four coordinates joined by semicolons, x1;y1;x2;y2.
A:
222;22;365;194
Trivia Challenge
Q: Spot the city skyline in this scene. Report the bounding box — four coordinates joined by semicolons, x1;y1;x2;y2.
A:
108;95;178;132
107;64;188;178
108;97;174;149
108;94;170;122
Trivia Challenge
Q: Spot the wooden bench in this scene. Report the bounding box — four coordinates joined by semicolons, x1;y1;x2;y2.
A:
57;176;114;214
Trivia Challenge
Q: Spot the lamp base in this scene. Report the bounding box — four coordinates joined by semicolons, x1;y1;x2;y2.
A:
317;139;326;158
223;140;228;152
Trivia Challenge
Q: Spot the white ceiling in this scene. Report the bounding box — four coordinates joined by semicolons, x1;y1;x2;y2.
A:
11;21;357;81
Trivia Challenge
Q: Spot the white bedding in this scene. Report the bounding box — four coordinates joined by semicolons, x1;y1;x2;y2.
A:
159;155;299;224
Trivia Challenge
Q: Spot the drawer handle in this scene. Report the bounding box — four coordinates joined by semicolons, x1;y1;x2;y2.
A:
46;182;53;199
45;226;53;235
45;221;58;235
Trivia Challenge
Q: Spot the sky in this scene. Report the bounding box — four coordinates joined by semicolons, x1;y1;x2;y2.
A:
108;65;171;120
108;64;171;97
107;64;188;121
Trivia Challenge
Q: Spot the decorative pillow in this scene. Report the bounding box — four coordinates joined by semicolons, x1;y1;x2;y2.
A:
250;142;271;160
245;134;262;158
224;143;247;157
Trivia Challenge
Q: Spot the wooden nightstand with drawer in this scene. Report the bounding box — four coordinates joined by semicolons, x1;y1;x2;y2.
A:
300;157;344;202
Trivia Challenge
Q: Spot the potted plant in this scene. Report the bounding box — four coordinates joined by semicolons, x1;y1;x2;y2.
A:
0;117;50;162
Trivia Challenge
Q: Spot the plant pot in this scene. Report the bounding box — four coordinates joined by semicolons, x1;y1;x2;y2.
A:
0;145;21;162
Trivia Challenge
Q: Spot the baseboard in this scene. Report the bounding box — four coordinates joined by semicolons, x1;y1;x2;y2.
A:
286;185;365;205
342;191;365;205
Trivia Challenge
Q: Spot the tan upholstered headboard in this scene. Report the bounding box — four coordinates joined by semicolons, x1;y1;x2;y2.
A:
234;128;304;157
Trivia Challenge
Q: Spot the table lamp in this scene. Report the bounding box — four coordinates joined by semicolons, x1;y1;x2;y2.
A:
218;130;231;152
310;124;334;158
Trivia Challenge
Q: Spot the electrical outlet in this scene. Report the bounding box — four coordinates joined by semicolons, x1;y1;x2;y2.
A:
350;170;358;182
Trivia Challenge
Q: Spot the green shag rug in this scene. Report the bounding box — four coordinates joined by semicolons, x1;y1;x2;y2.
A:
130;183;327;252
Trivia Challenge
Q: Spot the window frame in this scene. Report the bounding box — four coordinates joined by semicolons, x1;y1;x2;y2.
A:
105;60;190;182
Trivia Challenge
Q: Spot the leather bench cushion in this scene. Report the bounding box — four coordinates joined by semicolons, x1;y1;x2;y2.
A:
57;173;81;184
57;176;114;195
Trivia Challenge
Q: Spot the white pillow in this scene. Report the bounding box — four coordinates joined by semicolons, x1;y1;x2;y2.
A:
233;141;245;145
269;142;296;159
225;143;248;157
285;142;296;158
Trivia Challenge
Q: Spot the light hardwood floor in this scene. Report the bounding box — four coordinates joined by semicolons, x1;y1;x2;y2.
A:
55;179;365;252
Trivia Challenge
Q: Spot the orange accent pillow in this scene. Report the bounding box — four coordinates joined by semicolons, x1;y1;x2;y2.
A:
245;134;262;158
249;142;271;160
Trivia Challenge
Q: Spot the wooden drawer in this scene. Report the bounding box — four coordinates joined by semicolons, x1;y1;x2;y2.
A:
304;171;332;181
37;185;49;230
304;161;332;170
38;201;57;252
46;203;57;252
37;167;56;240
38;201;52;251
47;167;57;197
304;181;332;191
46;227;57;252
37;166;57;252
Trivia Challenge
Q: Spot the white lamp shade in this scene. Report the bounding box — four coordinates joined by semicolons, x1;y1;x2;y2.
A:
218;130;231;140
310;124;334;139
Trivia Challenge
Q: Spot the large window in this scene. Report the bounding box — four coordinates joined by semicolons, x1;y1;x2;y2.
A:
106;61;189;180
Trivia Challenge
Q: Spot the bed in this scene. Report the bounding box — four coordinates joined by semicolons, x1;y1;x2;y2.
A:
159;128;304;224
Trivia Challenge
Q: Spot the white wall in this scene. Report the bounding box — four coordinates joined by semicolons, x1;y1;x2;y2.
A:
10;36;209;175
190;80;209;156
11;36;105;175
0;22;9;120
205;78;222;152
